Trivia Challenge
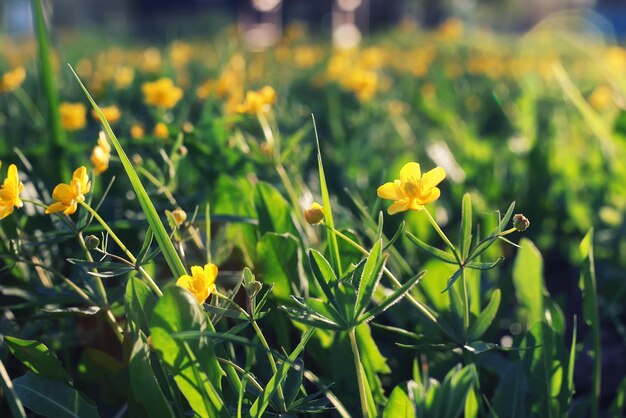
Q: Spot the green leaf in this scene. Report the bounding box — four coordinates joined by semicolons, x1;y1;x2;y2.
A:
498;201;516;233
382;221;405;252
0;359;26;418
69;65;186;280
358;270;425;324
383;384;415;418
355;240;385;317
492;363;527;418
308;249;341;314
256;232;301;301
441;268;464;293
254;182;299;237
406;232;457;264
463;341;497;354
466;257;504;270
283;357;304;408
459;193;472;261
512;238;545;328
466;289;501;341
5;336;70;381
579;229;600;418
128;335;176;418
13;373;99;418
356;323;391;408
249;329;314;417
150;287;227;418
125;277;156;336
312;116;342;277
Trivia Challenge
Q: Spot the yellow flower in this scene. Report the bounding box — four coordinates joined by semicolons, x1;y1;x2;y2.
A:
176;263;218;303
59;102;87;131
90;132;111;175
91;105;121;124
45;167;91;215
377;162;446;215
236;86;277;114
153;122;169;139
141;78;183;109
130;123;145;140
0;164;24;219
114;66;134;89
0;67;26;92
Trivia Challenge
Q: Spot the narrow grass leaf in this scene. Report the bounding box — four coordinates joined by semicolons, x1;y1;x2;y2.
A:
406;232;457;264
69;65;187;280
459;193;472;260
467;289;501;342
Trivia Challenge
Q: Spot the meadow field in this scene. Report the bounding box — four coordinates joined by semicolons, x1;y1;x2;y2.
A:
0;4;625;418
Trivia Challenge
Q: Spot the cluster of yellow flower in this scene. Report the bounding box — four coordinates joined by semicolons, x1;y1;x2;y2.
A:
90;132;112;175
141;77;183;109
0;164;23;219
236;85;277;115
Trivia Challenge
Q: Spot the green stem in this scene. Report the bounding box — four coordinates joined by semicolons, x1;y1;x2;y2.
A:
251;320;286;412
78;201;163;297
348;328;369;418
423;208;462;265
461;269;469;331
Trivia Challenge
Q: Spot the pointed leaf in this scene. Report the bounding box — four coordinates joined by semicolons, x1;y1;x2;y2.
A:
355;240;385;317
5;337;70;381
406;232;457;264
459;193;472;261
467;289;501;341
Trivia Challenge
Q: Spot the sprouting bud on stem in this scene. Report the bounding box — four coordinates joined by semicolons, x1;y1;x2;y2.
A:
304;202;324;225
85;235;100;250
513;213;530;232
172;208;187;226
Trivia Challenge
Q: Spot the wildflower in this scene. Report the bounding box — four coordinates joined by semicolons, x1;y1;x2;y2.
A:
341;69;378;102
91;105;121;124
59;102;87;131
171;208;187;225
513;214;530;232
153;122;169;139
304;202;324;225
90;131;111;175
377;162;446;215
0;164;24;219
176;263;218;303
196;79;214;100
130;123;145;140
236;86;276;114
141;78;183;109
114;66;134;89
589;85;614;111
45;167;91;216
0;67;26;92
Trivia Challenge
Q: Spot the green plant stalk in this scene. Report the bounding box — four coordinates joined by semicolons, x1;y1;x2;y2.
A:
349;328;369;418
251;320;286;411
423;208;462;265
78;201;163;297
461;269;469;331
12;88;46;128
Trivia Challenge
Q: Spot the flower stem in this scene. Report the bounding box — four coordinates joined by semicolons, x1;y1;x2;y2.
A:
423;208;462;265
251;320;286;412
348;328;369;418
78;201;163;297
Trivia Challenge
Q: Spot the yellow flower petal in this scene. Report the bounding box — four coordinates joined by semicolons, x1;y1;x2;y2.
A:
416;187;441;205
399;162;421;183
63;200;78;215
377;180;404;200
204;263;218;286
421;167;446;191
51;183;74;202
0;203;14;219
45;201;69;214
387;199;413;215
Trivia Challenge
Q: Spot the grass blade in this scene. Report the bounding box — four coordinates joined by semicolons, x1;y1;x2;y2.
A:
69;65;187;280
0;359;27;418
312;115;342;277
459;193;472;261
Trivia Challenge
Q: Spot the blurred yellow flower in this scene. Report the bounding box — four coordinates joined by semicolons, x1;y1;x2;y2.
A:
45;167;91;215
341;69;378;102
0;67;26;92
91;105;121;124
90;132;111;175
0;164;24;219
196;79;214;100
59;102;87;131
589;85;614;110
236;86;277;114
153;122;169;139
176;263;218;303
377;162;446;215
130;123;145;140
114;66;134;89
141;78;183;109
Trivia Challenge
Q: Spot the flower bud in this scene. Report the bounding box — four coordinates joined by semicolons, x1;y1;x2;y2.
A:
172;208;187;225
304;202;324;225
512;214;530;232
85;235;100;250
